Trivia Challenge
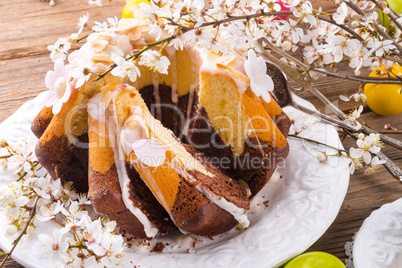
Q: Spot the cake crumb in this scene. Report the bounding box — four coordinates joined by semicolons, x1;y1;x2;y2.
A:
187;248;195;254
151;242;166;253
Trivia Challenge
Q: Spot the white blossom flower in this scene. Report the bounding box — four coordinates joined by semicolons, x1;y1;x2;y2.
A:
36;200;68;222
340;92;367;103
83;219;104;246
367;40;397;57
38;229;69;257
77;12;89;35
44;59;72;115
364;156;387;174
0;182;29;222
333;2;348;25
61;214;91;236
92;17;119;32
111;55;141;82
77;193;91;206
356;133;383;154
69;51;93;89
47;37;72;62
33;177;62;200
138;50;170;74
244;49;274;103
90;233;126;266
4;142;35;174
348;105;363;121
67;201;89;222
348;147;364;174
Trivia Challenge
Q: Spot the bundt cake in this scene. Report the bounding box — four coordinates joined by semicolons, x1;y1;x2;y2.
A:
32;15;290;238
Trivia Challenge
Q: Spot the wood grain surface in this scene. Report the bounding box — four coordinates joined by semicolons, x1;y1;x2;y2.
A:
0;0;401;267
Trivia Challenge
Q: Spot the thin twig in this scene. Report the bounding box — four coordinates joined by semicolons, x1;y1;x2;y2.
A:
288;134;348;154
311;68;402;84
192;11;292;30
314;14;364;41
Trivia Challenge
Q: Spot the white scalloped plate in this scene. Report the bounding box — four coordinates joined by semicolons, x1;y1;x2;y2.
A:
0;94;350;268
354;198;402;268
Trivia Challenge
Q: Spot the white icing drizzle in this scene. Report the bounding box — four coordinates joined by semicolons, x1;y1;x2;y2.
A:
165;46;178;105
152;72;162;121
88;92;159;238
184;44;204;86
87;93;106;124
110;103;159;238
195;185;249;228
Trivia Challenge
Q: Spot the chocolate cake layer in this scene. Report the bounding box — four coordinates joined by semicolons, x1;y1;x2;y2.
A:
139;84;198;141
170;178;239;237
89;163;175;238
187;107;290;197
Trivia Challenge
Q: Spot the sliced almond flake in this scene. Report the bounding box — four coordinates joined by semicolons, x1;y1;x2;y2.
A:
91;53;113;64
92;39;109;53
100;91;112;111
116;18;141;33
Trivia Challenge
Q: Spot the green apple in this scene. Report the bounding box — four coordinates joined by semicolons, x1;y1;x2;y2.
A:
379;0;402;29
284;252;346;268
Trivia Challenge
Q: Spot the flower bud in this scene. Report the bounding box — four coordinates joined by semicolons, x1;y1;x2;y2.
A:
6;225;18;236
282;40;292;51
317;152;327;162
0;139;8;147
27;225;35;236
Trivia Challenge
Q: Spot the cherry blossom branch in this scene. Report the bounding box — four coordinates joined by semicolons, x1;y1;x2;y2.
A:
314;14;364;41
0;196;39;268
344;0;402;55
188;11;293;30
94;36;175;81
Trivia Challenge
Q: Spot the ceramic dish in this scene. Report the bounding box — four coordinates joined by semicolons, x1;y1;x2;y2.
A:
0;93;350;268
354;198;402;268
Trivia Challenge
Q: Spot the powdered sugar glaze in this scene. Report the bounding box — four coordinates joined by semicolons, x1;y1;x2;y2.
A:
0;96;349;268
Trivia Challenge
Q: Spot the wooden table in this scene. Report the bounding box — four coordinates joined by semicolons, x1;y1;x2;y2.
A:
0;0;401;267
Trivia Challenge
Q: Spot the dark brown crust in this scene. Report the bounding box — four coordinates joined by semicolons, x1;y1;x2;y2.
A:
184;143;250;210
271;111;291;137
88;160;175;238
171;179;239;236
35;133;89;193
31;106;54;139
